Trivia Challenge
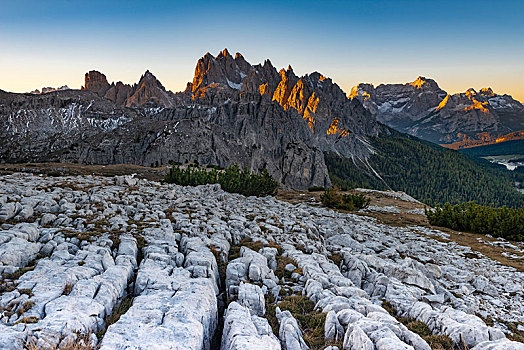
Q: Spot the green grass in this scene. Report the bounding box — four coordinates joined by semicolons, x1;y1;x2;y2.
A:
268;295;342;349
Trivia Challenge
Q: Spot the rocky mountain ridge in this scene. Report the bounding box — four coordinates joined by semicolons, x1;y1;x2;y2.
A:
350;77;524;146
0;49;387;190
81;70;178;108
29;86;70;94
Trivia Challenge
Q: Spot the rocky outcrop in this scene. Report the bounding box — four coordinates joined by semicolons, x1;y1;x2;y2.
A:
103;81;133;106
82;70;111;96
350;77;524;145
30;86;70;94
82;69;176;108
0;89;136;164
126;70;176;107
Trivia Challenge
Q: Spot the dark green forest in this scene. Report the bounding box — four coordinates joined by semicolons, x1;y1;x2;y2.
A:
425;202;524;241
325;131;524;208
459;139;524;157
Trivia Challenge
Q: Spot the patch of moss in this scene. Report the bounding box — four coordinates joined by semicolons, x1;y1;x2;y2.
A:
425;335;455;350
476;313;494;327
407;321;432;337
2;265;36;280
228;238;264;261
501;321;524;343
266;240;283;255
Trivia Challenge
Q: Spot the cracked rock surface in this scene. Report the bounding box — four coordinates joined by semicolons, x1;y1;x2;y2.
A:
0;173;523;349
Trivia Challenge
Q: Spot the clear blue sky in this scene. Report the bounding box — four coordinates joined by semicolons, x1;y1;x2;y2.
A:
1;0;523;100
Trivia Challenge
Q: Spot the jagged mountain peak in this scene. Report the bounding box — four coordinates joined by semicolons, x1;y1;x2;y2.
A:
479;87;495;97
278;65;297;80
30;86;70;94
186;49;257;97
127;70;174;108
262;59;274;69
348;83;375;100
80;68;174;108
465;88;477;97
217;48;231;58
409;76;440;90
308;71;327;82
137;70;161;85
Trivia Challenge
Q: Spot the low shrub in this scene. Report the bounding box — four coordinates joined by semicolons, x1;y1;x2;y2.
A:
165;164;278;197
425;202;524;241
320;188;370;211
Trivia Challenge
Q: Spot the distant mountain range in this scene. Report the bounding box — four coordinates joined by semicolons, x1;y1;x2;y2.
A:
1;49;523;206
27;70;524;151
349;77;524;148
0;49;384;190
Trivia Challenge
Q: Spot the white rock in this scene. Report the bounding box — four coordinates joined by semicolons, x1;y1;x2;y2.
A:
221;302;281;350
325;310;344;342
471;338;524;350
238;282;266;316
343;324;373;350
276;307;308;350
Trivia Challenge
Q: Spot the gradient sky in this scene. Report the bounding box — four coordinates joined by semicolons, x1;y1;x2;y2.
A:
1;0;523;101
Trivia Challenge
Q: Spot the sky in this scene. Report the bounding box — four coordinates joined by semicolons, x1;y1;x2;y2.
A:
1;0;523;101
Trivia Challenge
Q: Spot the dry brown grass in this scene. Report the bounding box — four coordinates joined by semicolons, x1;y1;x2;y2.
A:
0;162;167;181
275;255;296;280
382;300;454;350
18;288;34;297
95;296;134;341
330;252;343;267
16;301;35;317
228;238;264;260
267;295;342;350
62;282;73;296
15;316;38;324
23;330;98;350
